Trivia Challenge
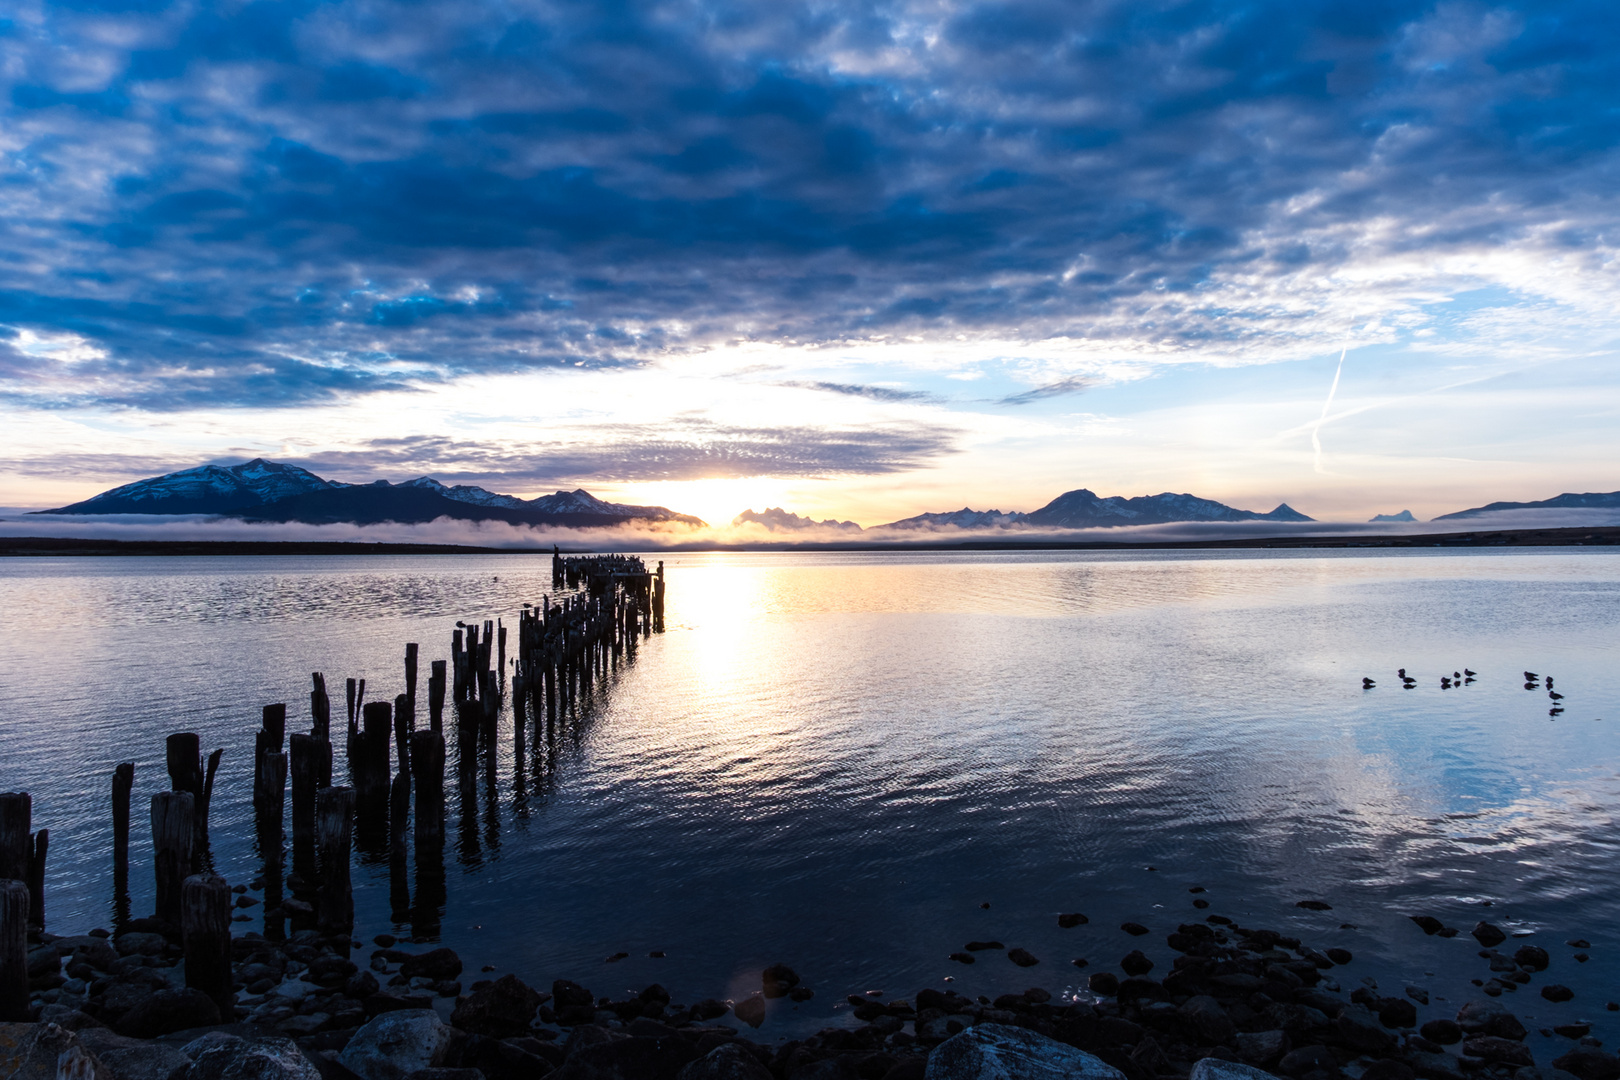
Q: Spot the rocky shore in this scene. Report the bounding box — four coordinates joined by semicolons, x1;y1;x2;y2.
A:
7;910;1618;1080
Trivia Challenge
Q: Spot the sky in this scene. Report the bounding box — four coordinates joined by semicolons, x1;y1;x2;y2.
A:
3;0;1619;528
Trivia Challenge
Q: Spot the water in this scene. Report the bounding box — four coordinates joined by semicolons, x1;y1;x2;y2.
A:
1;549;1617;1037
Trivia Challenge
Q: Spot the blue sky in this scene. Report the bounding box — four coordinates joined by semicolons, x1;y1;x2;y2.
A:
2;0;1618;525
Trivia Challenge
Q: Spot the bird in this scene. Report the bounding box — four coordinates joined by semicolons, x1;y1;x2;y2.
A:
1398;668;1407;678
1453;671;1462;680
1525;671;1539;680
1465;669;1477;677
1550;707;1565;717
1363;678;1376;689
1441;677;1452;689
1546;676;1555;690
1524;683;1538;691
1549;691;1565;701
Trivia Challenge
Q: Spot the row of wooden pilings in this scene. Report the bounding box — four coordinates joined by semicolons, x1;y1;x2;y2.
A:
0;554;667;1022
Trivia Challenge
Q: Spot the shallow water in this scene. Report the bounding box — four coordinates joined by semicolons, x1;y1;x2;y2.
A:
1;549;1617;1038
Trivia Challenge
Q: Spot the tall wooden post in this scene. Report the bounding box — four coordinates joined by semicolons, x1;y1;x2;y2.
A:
26;830;46;929
411;731;445;850
151;791;194;926
0;793;29;884
0;880;27;1021
112;764;134;889
311;673;331;739
316;786;354;936
429;660;446;733
182;874;234;1016
405;643;419;705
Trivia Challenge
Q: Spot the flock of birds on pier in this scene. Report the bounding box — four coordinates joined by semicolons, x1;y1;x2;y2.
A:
1360;668;1585;719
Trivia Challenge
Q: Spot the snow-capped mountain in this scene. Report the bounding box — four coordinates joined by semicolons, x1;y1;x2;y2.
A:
42;459;340;515
733;508;864;532
1369;510;1415;523
1434;490;1620;520
39;460;704;527
1023;488;1312;528
876;507;1026;530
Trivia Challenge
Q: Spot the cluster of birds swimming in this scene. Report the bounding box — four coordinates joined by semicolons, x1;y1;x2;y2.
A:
1360;668;1574;718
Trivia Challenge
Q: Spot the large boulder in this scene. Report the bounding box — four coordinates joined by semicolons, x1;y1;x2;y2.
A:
926;1023;1126;1080
113;990;221;1039
1456;1001;1527;1041
1550;1050;1620;1080
1191;1061;1285;1080
449;975;543;1037
1180;997;1236;1046
78;1029;193;1080
676;1044;773;1080
1;1023;113;1080
339;1011;458;1080
183;1035;322;1080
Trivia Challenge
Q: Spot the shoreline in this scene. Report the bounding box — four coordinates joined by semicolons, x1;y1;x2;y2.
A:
3;524;1620;557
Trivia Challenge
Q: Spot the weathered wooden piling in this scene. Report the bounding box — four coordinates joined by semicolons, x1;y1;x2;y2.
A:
315;786;354;935
0;793;29;884
393;693;413;776
345;678;357;733
255;706;288;812
257;704;286;768
356;701;392;809
0;880;27;1021
311;673;332;738
151;790;194;925
497;620;507;692
288;734;329;874
112;763;134;887
257;750;286;830
405;642;419;705
166;733;203;800
410;730;445;850
429;660;446;732
26;830;46;929
181;873;234;1016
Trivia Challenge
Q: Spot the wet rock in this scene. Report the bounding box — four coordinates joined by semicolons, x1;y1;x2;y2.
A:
115;934;167;958
1334;1006;1397;1055
1378;999;1418;1029
440;1032;555;1080
964;943;1003;952
1276;1044;1337;1078
917;1014;975;1042
1514;947;1550;973
733;997;766;1029
1007;950;1039;969
1191;1060;1285;1080
1514;1068;1583;1080
1058;915;1089;929
1410;917;1444;936
948;954;975;965
77;1030;191;1080
925;1023;1125;1080
551;1033;697;1080
399;950;462;982
114;989;221;1039
1;1023;111;1080
1236;1032;1289;1067
1542;987;1575;1004
1457;1000;1527;1040
402;1069;482;1080
688;1000;730;1023
1463;1037;1535;1068
347;973;381;999
1178;996;1236;1046
1420;1021;1462;1046
451;975;544;1037
1119;952;1153;977
1115;978;1167;1006
761;964;799;999
1324;949;1352;966
1550;1052;1620;1080
1473;924;1508;948
185;1036;323;1080
338;1010;457;1080
1406;987;1430;1006
676;1043;773;1080
1361;1061;1414;1080
1088;974;1119;997
1120;924;1149;938
1555;1026;1593;1040
37;1008;105;1032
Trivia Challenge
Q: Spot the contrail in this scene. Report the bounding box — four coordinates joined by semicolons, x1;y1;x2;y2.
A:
1311;343;1348;474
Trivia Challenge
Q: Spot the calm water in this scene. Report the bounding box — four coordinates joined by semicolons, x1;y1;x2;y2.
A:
1;549;1618;1038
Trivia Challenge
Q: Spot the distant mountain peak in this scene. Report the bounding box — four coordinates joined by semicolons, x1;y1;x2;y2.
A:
1023;488;1314;528
1370;510;1415;523
733;507;864;533
1435;490;1620;521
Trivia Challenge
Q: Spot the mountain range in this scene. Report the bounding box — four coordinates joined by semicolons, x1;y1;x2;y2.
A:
36;459;704;528
1434;490;1620;520
738;490;1313;531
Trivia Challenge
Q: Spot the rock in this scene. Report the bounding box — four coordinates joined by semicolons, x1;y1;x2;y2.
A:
949;954;975;965
1555;1026;1593;1040
732;997;766;1029
688;1000;730;1022
551;1034;697;1080
1473;923;1508;948
1378;999;1417;1029
1058;914;1089;929
1550;1051;1620;1080
1119;952;1153;977
1334;1006;1397;1054
1120;924;1149;937
1542;987;1575;1004
1410;917;1444;936
1006;949;1038;968
399;950;462;982
1463;1037;1535;1067
676;1044;773;1080
403;1070;482;1080
114;989;221;1039
77;1030;191;1080
1180;997;1236;1046
1361;1061;1414;1080
761;964;799;999
37;1007;106;1031
185;1036;323;1080
1324;949;1352;966
2;1023;113;1080
339;1011;457;1080
1514;1069;1583;1080
440;1032;555;1080
1457;1000;1527;1040
1514;947;1550;972
1420;1021;1462;1046
925;1023;1125;1080
1236;1033;1289;1067
115;934;167;958
1276;1045;1336;1079
1296;901;1332;911
348;973;381;999
1406;987;1430;1006
450;975;543;1037
1190;1061;1285;1080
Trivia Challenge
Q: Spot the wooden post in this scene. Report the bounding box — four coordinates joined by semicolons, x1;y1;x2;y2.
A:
257;704;287;768
411;731;445;850
405;643;419;704
389;771;410;885
311;673;331;739
0;793;29;883
198;747;224;864
166;733;203;800
345;678;357;735
497;621;507;692
257;750;286;829
151;791;194;926
288;735;326;875
429;660;446;733
112;764;134;888
393;694;413;776
182;873;233;1016
359;701;392;810
26;830;46;929
315;786;354;936
0;880;27;1021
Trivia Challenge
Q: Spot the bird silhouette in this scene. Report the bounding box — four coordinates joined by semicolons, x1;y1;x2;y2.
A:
1549;691;1565;701
1398;668;1407;678
1524;671;1539;681
1453;671;1461;680
1464;669;1476;677
1441;677;1452;689
1546;676;1555;690
1363;678;1376;689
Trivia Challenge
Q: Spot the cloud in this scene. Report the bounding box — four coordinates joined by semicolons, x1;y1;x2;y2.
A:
2;0;1619;411
778;380;936;402
998;377;1092;406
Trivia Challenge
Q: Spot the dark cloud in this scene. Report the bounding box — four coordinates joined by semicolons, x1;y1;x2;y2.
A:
779;380;936;402
1;0;1616;408
998;377;1092;405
